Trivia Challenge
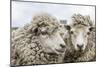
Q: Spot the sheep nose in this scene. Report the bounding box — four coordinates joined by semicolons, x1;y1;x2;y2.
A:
60;44;66;48
77;44;83;49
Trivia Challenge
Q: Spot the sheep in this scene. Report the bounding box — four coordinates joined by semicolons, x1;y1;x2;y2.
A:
11;13;67;66
63;14;96;62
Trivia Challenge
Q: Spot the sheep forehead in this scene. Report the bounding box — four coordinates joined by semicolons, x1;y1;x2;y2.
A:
72;25;89;33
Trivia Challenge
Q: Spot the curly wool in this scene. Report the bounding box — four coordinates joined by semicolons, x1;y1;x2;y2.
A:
11;13;64;66
71;14;94;26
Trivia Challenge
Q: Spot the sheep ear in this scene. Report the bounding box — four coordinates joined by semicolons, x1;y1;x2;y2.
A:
32;27;40;35
33;27;38;33
64;25;71;30
89;27;95;32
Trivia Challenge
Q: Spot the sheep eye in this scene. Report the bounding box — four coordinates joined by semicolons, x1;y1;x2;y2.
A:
87;32;90;35
70;31;74;34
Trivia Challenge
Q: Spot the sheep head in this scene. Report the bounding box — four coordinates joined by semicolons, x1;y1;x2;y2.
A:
64;14;95;52
28;13;66;55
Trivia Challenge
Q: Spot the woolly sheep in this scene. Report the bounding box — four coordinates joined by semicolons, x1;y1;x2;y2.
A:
63;14;96;62
11;13;66;66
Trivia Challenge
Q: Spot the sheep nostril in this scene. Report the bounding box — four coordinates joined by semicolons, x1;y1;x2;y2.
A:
60;44;66;48
77;44;83;49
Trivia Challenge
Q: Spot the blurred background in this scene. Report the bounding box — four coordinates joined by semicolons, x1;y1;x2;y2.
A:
12;1;95;28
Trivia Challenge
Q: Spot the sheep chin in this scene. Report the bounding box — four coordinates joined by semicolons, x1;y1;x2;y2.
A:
44;50;65;55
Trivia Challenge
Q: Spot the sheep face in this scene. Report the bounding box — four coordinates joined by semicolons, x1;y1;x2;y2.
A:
34;25;66;55
66;25;93;52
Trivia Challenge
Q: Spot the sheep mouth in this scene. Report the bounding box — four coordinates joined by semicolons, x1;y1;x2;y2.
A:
55;49;65;53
